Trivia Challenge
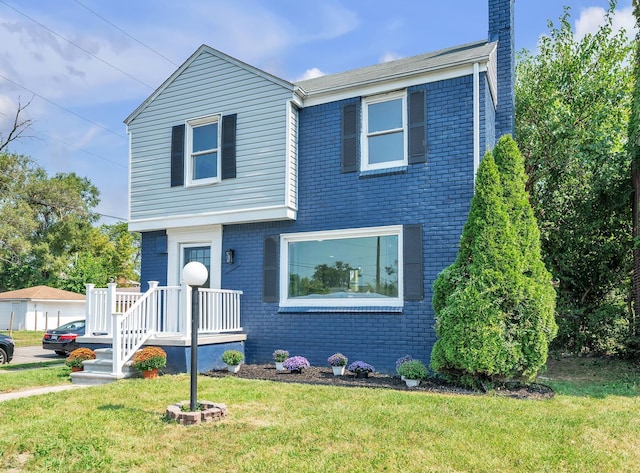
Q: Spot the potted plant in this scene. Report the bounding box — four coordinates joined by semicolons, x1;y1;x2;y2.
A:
327;353;348;376
397;359;427;387
65;347;96;372
131;346;167;379
273;349;289;371
395;354;413;380
282;356;310;373
347;360;375;378
222;349;244;373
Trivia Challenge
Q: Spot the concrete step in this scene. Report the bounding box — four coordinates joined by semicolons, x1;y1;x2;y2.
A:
72;348;140;385
70;370;139;385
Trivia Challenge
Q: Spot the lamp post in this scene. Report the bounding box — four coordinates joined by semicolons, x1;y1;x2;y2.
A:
182;261;208;412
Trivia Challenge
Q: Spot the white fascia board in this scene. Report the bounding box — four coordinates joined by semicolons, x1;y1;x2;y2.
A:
129;205;297;232
301;63;488;107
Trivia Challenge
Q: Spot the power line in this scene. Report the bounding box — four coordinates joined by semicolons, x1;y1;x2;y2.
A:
37;131;128;169
0;0;156;90
0;73;127;140
73;0;180;68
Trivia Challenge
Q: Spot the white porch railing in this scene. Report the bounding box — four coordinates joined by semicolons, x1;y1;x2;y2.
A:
84;282;243;376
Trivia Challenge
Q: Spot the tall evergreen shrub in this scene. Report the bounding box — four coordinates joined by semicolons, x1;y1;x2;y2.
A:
431;136;556;386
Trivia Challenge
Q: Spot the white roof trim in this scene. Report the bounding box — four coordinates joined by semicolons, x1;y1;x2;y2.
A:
129;205;297;232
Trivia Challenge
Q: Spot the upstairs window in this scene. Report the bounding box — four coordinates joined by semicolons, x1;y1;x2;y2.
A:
186;115;220;186
361;92;407;170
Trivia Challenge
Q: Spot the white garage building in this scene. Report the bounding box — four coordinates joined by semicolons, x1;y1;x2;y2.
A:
0;286;85;331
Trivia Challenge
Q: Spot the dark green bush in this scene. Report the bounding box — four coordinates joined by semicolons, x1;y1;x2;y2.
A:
431;136;557;386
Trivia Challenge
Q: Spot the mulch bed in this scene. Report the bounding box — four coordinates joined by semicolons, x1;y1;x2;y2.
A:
204;364;554;400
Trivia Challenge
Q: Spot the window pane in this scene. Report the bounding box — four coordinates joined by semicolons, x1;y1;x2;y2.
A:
368;99;402;133
368;131;404;164
193;123;218;153
183;246;211;287
193;152;217;179
288;235;398;299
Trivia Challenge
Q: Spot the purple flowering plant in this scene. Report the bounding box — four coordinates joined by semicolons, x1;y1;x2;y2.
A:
395;355;413;371
327;353;348;367
283;356;310;372
273;349;289;362
347;360;375;374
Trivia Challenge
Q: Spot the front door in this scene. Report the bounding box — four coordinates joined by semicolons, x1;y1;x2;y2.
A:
182;245;211;288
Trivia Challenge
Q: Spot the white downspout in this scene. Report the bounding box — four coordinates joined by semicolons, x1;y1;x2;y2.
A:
473;62;481;184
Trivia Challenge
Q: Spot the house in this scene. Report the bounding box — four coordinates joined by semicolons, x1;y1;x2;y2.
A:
79;0;515;378
0;286;85;331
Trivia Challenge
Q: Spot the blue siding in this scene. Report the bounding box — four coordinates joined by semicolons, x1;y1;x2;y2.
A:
140;230;168;291
221;76;477;373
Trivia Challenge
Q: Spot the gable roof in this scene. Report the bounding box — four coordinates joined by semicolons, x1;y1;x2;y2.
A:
295;40;496;99
125;44;295;125
0;286;85;302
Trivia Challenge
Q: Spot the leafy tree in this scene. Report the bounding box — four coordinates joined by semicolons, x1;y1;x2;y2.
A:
516;1;634;354
431;137;555;387
0;149;141;293
629;0;640;347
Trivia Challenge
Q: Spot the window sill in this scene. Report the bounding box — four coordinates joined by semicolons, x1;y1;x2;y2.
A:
359;166;408;178
278;306;403;314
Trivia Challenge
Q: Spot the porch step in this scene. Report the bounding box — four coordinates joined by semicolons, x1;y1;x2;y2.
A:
70;348;140;385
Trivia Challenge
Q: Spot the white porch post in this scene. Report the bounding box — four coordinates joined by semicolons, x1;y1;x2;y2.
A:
112;312;123;376
85;283;95;336
148;281;159;332
108;283;121;376
181;282;191;338
106;283;117;315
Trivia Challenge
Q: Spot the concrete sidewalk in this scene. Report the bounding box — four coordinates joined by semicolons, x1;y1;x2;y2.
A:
0;346;89;403
0;384;91;403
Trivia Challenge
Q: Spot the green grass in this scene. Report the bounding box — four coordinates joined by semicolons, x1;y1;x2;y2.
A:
1;330;44;347
0;365;71;392
0;358;639;472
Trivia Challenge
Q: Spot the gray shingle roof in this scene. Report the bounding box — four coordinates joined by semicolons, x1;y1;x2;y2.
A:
295;40;496;97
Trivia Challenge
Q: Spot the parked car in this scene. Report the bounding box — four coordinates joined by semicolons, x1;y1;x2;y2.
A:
0;333;14;364
42;320;86;356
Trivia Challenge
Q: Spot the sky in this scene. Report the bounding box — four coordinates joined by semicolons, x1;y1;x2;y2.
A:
0;0;636;224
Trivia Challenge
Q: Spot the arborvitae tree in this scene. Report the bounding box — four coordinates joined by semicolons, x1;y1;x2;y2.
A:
492;135;557;378
431;136;556;386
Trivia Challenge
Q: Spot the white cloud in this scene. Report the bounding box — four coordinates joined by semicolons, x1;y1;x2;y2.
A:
0;94;17;130
297;68;326;81
575;5;637;41
380;52;403;63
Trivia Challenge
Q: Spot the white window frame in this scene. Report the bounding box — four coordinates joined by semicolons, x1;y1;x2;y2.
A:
279;225;403;308
361;91;408;171
185;114;221;187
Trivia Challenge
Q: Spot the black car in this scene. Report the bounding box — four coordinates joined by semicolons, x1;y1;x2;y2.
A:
42;320;86;356
0;333;14;364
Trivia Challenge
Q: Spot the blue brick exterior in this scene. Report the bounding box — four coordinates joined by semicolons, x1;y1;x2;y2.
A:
135;0;514;375
221;77;479;373
140;230;168;291
489;0;515;138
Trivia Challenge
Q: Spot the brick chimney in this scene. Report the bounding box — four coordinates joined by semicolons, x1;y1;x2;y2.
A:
489;0;515;138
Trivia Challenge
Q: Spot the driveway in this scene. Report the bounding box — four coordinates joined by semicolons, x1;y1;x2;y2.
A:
10;346;64;365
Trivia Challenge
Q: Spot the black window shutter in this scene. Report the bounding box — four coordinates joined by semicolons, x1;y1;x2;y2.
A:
408;90;427;164
341;102;359;173
263;236;278;303
403;225;424;301
170;124;185;187
221;114;237;180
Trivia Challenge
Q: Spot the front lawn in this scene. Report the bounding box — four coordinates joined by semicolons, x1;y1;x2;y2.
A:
1;330;44;347
0;358;639;472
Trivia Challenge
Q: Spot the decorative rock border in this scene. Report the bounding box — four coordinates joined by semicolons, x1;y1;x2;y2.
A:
165;400;227;426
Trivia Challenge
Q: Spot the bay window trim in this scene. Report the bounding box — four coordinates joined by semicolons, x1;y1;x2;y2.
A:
279;225;404;308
